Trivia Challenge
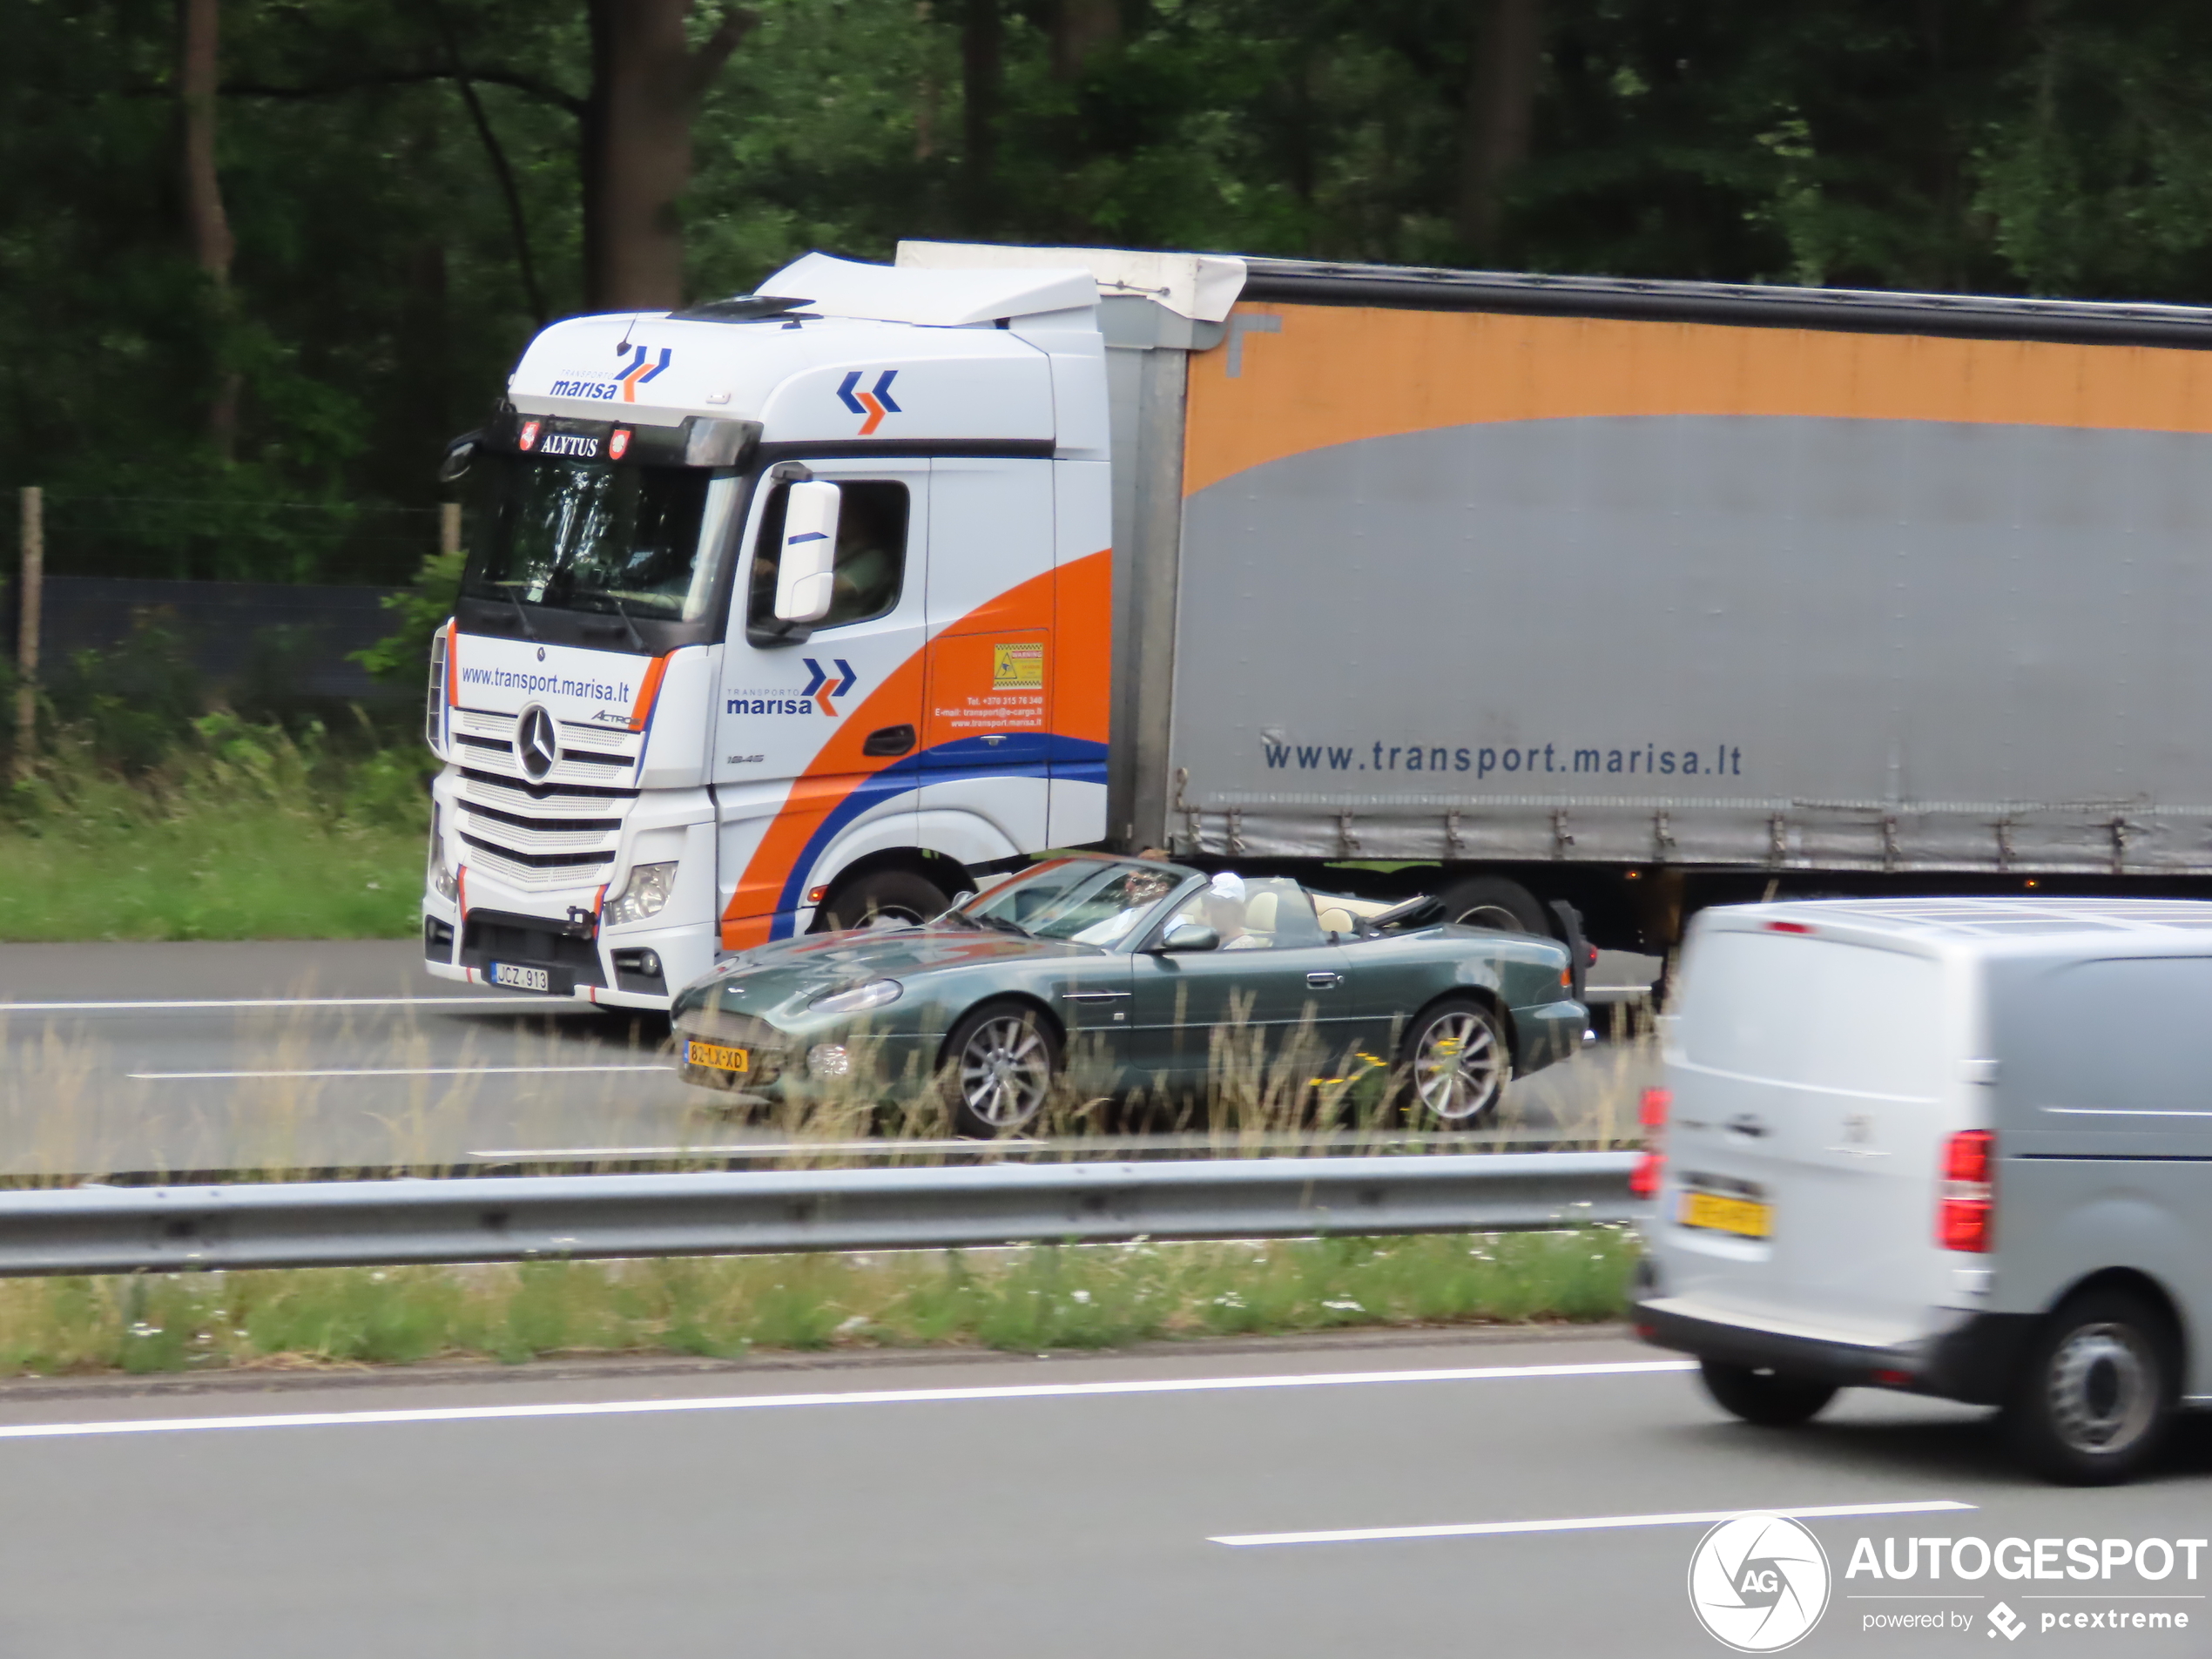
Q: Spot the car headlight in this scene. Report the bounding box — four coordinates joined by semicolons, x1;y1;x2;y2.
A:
809;978;901;1015
604;861;678;927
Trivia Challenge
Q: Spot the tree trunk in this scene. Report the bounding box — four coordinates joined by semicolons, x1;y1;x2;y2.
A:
1049;0;1120;81
961;0;1001;233
583;0;756;314
1456;0;1541;260
179;0;239;458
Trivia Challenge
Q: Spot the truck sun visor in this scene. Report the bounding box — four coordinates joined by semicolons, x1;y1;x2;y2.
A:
488;409;761;469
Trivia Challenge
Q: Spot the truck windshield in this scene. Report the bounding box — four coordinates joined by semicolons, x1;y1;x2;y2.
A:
462;455;716;622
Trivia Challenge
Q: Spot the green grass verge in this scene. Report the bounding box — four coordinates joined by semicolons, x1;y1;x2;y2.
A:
0;1231;1638;1378
0;718;426;941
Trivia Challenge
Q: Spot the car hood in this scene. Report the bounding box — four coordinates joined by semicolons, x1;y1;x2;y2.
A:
672;922;1103;1019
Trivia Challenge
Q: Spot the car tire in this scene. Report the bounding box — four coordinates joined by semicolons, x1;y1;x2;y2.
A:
1393;996;1510;1125
936;1001;1062;1137
1433;875;1551;937
2002;1287;2179;1486
1698;1360;1839;1426
815;868;951;932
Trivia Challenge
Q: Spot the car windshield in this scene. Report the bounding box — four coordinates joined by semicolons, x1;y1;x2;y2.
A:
462;453;717;621
961;861;1184;944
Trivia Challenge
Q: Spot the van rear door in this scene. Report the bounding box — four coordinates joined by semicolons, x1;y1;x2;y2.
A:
1662;924;1962;1340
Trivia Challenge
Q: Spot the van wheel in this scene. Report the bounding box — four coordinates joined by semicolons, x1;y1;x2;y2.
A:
1393;997;1509;1125
814;869;950;932
1698;1360;1838;1426
2003;1289;2178;1486
936;1001;1062;1138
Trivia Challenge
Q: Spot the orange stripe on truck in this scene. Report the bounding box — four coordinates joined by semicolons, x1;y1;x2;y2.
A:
629;654;673;732
1184;303;2212;498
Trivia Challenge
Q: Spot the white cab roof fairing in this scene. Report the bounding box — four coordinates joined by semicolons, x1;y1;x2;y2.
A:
506;311;1056;443
758;252;1098;327
896;240;1249;323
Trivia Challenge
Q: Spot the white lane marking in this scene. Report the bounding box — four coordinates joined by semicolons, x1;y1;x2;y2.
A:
1211;1499;1977;1548
3;996;571;1013
0;1359;1695;1442
468;1138;1045;1158
129;1064;673;1081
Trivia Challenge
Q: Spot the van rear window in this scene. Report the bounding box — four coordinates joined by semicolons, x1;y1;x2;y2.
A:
1676;931;1943;1098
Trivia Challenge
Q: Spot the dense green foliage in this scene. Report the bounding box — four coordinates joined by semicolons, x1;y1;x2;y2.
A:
10;0;2212;585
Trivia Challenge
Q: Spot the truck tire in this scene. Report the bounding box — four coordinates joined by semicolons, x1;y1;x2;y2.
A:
1698;1359;1839;1426
2002;1287;2179;1486
814;868;951;932
1393;996;1509;1125
1434;875;1550;938
935;1001;1062;1137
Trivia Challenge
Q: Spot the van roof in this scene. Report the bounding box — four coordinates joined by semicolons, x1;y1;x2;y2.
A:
1700;897;2212;958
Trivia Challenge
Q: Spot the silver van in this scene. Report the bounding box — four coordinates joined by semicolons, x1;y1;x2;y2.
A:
1634;899;2212;1484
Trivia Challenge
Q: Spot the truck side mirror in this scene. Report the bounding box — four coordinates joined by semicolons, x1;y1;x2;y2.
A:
773;481;841;624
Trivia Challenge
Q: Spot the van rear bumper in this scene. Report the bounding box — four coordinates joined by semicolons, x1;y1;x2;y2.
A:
1633;1298;2037;1406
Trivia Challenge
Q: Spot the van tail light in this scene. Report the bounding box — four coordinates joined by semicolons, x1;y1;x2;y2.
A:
1630;1087;1671;1197
1939;1129;1994;1252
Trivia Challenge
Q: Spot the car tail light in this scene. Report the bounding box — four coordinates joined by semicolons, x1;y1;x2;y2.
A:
1630;1086;1670;1197
1939;1129;1993;1252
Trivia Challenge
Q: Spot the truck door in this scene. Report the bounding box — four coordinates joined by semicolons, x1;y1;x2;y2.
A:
713;460;928;945
919;458;1056;852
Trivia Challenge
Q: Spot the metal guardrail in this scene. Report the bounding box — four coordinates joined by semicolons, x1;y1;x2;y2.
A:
0;1153;1642;1276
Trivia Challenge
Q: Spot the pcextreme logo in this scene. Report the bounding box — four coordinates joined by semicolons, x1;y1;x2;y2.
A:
837;369;901;435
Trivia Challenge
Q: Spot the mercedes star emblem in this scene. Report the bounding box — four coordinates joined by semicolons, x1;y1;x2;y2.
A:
516;705;560;780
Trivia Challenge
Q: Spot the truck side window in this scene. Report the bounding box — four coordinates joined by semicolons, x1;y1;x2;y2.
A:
747;480;909;633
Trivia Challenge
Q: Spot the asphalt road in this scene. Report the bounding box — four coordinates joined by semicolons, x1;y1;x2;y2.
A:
0;941;1661;1177
0;1328;2202;1656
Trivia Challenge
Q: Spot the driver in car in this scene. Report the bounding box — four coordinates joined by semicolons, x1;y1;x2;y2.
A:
1204;872;1266;949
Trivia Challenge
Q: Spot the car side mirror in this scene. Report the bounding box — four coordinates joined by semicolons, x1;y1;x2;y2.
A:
1155;921;1219;954
773;481;841;623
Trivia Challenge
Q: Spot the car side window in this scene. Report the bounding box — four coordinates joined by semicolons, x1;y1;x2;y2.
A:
1160;878;1325;950
746;480;909;632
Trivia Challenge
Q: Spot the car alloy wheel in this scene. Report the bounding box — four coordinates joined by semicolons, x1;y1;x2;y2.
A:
1406;1002;1506;1123
946;1007;1058;1134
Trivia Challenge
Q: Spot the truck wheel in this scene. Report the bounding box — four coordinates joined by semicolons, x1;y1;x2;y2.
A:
1434;875;1550;937
1394;997;1509;1125
936;1001;1062;1137
815;868;950;932
1698;1360;1839;1426
2002;1288;2179;1486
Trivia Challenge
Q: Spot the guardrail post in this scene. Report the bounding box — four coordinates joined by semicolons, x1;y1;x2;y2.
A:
13;486;41;783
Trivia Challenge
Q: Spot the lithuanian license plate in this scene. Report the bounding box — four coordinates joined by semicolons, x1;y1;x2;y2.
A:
489;961;552;993
685;1039;751;1074
1679;1189;1772;1238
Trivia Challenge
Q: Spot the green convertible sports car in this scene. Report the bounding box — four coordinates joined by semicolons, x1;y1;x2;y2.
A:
671;853;1587;1136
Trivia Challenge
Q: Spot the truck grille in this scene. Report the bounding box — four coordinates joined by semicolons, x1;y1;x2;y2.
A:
451;708;640;894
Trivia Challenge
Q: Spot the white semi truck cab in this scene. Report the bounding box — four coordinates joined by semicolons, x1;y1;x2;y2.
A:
421;245;1239;1008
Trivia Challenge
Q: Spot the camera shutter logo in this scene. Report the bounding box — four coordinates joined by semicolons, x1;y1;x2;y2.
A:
516;705;561;781
1688;1514;1831;1652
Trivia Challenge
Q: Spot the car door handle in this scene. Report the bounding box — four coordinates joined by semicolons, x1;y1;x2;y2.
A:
861;724;916;758
1726;1114;1769;1138
1306;971;1343;988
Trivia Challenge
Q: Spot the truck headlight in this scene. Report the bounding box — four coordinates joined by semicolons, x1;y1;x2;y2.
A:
428;809;460;901
604;861;678;927
810;978;901;1015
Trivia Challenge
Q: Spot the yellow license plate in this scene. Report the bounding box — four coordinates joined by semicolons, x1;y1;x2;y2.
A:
685;1039;750;1074
1679;1190;1771;1238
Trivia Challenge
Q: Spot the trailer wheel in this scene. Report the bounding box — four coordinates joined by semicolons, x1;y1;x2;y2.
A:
813;868;951;932
1698;1360;1838;1426
1433;874;1550;938
2002;1287;2179;1485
